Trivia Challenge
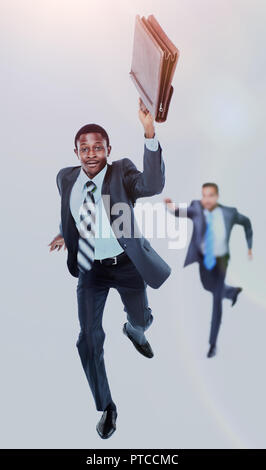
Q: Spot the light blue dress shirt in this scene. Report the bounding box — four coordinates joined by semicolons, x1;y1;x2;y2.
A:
200;206;228;257
64;135;159;259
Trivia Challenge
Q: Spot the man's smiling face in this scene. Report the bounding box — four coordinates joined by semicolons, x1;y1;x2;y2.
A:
74;132;111;178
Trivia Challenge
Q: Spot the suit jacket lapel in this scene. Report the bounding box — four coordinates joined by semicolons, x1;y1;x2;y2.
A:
218;203;231;239
101;162;113;225
198;200;207;245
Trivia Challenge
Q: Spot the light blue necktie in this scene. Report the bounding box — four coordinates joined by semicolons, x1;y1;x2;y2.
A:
203;211;216;270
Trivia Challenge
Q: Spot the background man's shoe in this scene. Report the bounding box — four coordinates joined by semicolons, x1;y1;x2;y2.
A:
232;287;243;306
96;409;118;439
207;344;217;358
123;323;154;358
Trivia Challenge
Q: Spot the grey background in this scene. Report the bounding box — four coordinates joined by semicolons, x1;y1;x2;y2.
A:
1;0;266;448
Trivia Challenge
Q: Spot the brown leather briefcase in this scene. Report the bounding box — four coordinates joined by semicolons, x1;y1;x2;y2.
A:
129;14;179;122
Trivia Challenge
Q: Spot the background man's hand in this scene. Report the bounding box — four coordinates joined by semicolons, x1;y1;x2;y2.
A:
248;248;253;260
48;234;67;252
164;197;176;212
138;97;155;138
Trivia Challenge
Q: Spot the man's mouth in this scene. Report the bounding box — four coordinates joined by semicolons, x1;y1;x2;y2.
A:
85;161;98;167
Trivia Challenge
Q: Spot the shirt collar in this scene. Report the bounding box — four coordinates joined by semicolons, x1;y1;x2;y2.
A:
79;163;108;192
204;205;219;216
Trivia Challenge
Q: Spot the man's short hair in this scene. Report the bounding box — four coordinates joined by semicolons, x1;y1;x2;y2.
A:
74;124;110;149
202;182;219;194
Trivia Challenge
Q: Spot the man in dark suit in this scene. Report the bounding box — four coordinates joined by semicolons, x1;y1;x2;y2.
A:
164;183;253;358
48;98;171;439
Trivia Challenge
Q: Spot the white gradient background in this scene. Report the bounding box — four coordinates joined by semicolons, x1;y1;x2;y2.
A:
1;0;266;449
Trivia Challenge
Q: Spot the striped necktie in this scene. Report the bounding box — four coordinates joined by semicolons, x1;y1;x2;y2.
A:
203;211;216;270
77;180;97;273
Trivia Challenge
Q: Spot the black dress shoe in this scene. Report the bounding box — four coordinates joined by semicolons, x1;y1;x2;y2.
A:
123;323;154;358
96;409;118;439
232;287;243;306
207;344;217;358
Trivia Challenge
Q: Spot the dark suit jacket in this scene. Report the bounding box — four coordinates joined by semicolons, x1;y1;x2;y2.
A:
56;142;171;289
174;200;253;267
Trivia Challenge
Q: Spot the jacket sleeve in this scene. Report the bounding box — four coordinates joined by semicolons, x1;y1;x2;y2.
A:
56;169;62;195
174;201;196;219
122;140;165;200
234;209;253;249
56;170;63;236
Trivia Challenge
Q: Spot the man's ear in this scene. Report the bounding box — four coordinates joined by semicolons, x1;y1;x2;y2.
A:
107;145;112;157
74;148;79;159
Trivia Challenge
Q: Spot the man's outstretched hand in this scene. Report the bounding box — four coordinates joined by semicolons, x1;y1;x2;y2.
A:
138;97;155;138
48;234;67;252
164;197;177;212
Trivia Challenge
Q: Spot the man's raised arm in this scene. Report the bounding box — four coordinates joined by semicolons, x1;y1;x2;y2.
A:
122;97;165;200
164;198;196;219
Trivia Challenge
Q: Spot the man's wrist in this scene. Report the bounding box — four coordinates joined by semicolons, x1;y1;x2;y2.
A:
144;126;155;138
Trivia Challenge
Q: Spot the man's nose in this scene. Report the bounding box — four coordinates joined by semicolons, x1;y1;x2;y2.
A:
86;149;96;157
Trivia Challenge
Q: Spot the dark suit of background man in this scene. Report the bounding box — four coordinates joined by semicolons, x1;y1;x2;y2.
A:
48;98;171;439
164;182;253;358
